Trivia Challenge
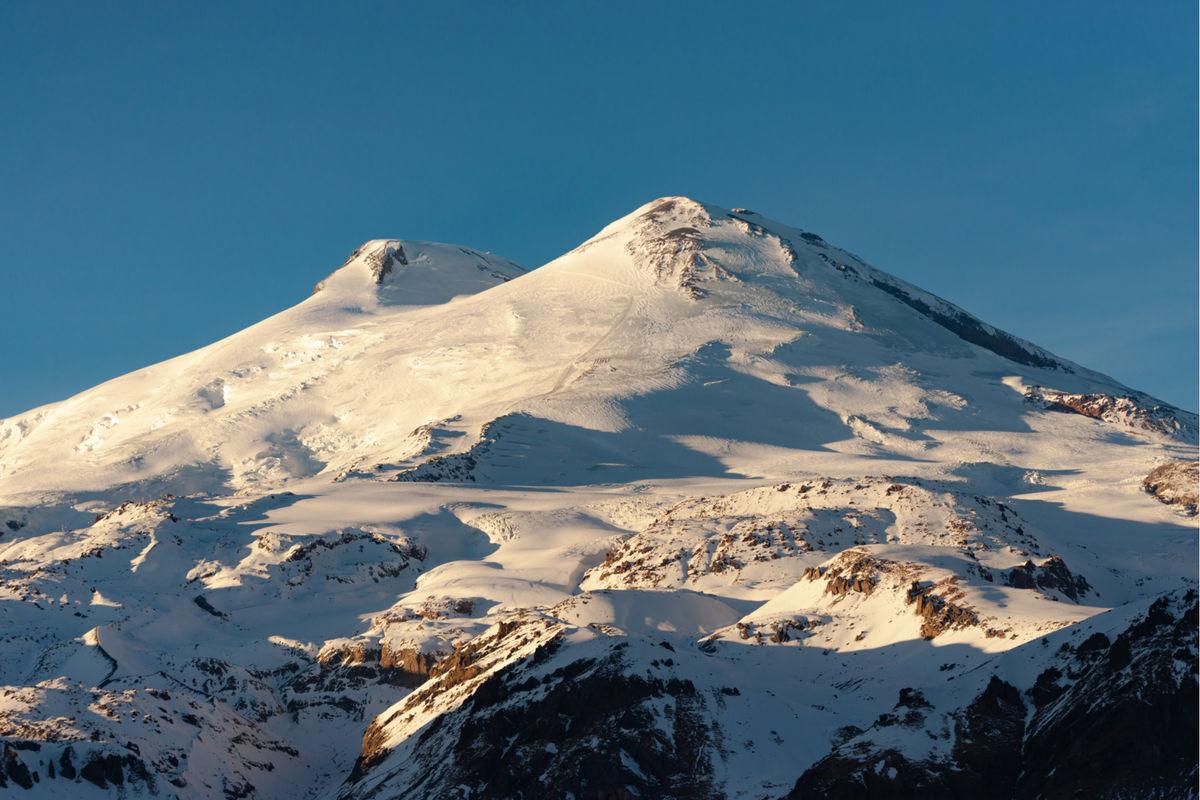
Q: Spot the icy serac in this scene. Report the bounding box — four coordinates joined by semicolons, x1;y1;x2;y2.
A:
0;197;1195;799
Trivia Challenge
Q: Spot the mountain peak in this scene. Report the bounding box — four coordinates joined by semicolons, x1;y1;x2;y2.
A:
312;239;526;307
0;199;1194;800
591;196;715;237
1;199;1188;504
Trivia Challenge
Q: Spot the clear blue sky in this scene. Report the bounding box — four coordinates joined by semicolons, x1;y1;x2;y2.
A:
2;1;1196;415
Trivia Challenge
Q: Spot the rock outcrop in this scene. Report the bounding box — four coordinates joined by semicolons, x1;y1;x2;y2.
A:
1143;461;1199;514
1004;555;1091;602
905;578;979;639
789;590;1199;799
342;631;722;800
1026;386;1198;441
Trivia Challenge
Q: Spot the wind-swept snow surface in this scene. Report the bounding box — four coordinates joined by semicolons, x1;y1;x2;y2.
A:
0;198;1195;799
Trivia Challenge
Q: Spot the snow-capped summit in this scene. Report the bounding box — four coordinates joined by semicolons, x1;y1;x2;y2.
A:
0;200;1194;799
312;239;526;308
1;196;1186;503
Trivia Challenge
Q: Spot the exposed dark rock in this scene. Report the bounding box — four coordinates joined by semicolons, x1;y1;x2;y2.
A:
1143;461;1199;514
1026;387;1197;441
951;677;1026;796
193;594;226;618
80;753;123;788
1077;631;1110;655
376;642;444;686
626;198;732;299
788;590;1199;800
224;779;256;799
313;241;409;294
867;277;1062;369
1005;556;1091;601
906;580;978;638
59;747;77;779
1029;666;1065;707
804;677;1024;797
76;751;153;790
364;242;407;284
349;621;536;783
3;745;34;789
318;641;445;688
734;617;817;645
1017;592;1199;799
345;636;722;800
825;574;877;596
816;553;887;598
895;688;930;710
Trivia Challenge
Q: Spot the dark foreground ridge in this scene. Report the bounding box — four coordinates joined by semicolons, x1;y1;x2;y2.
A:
791;590;1199;800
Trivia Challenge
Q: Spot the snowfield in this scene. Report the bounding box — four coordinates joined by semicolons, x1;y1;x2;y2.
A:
0;197;1195;799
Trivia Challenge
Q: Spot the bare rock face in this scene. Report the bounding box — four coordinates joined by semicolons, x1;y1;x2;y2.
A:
626;197;735;299
391;415;516;482
362;242;408;284
1143;461;1199;515
0;680;303;796
312;241;408;294
0;744;156;793
343;633;722;800
906;578;979;639
313;641;446;689
788;589;1199;800
867;278;1062;370
785;676;1026;799
1026;386;1198;441
309;238;525;305
346;618;561;789
734;616;820;644
815;551;885;597
377;646;443;686
1017;592;1199;798
1004;555;1091;602
585;478;1046;593
804;549;983;640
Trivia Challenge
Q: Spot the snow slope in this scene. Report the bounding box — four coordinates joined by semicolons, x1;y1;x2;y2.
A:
0;197;1195;799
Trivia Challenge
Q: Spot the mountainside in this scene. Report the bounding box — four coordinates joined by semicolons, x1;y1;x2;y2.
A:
0;197;1195;799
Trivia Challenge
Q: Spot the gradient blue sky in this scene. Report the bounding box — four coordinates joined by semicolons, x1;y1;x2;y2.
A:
2;1;1196;415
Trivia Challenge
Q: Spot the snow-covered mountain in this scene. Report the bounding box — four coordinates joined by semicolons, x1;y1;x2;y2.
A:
0;197;1195;799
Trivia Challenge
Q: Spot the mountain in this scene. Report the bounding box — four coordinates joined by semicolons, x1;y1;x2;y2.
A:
0;197;1195;799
